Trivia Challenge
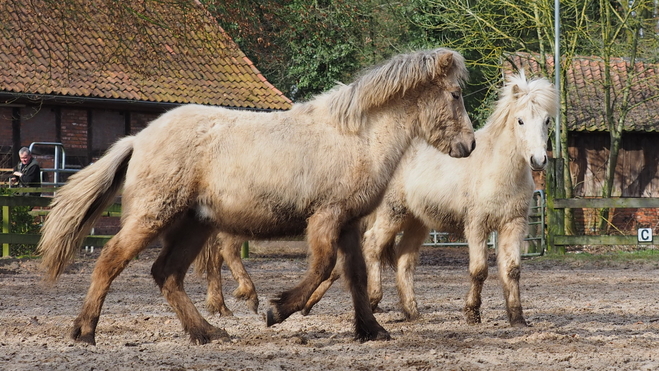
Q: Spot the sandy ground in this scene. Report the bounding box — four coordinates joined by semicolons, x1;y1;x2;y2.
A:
1;242;659;371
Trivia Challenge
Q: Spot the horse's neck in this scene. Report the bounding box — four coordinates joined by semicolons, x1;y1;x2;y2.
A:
363;115;415;182
479;120;528;183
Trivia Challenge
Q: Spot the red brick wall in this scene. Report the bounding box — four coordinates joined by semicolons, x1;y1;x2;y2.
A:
130;112;159;135
61;109;88;150
20;107;56;145
0;108;13;147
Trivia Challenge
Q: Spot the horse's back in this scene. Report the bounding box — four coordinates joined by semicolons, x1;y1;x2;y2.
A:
121;103;382;238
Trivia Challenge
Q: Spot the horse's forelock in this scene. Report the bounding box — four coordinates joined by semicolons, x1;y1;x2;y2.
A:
483;73;558;133
326;48;468;133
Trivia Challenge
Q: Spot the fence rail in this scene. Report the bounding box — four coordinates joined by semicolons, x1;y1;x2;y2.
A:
550;197;659;247
0;189;116;257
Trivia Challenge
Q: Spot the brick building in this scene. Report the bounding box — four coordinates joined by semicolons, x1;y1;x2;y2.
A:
0;1;291;174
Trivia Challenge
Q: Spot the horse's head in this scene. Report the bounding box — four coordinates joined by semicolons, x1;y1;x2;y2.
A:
414;50;475;158
504;72;558;171
327;48;475;157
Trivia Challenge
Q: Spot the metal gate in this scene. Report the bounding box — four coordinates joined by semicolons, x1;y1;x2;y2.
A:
422;190;546;257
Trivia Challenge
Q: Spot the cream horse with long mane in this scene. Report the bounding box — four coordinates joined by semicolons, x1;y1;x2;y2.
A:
37;48;475;345
201;73;557;327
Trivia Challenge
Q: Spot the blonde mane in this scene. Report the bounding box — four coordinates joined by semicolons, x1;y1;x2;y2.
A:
484;71;558;135
303;48;468;134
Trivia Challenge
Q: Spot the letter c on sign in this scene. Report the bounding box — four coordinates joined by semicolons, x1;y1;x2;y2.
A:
637;228;652;243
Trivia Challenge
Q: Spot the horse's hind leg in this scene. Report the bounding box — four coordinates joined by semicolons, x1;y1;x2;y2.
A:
71;221;159;345
301;252;344;316
496;218;528;327
203;236;234;316
151;212;230;345
463;225;489;325
393;219;429;321
223;236;258;313
339;221;390;341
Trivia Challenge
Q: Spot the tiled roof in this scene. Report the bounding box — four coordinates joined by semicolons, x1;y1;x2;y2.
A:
506;52;659;132
0;1;292;110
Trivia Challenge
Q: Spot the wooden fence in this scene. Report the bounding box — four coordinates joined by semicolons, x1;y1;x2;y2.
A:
546;158;659;253
0;188;255;258
0;188;117;257
550;197;659;247
6;171;659;258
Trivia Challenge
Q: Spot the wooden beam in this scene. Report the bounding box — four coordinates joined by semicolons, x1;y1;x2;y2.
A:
553;198;659;209
554;234;659;246
0;233;112;246
0;196;52;207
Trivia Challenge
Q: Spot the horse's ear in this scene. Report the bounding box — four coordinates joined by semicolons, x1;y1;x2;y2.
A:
436;52;454;73
511;84;521;99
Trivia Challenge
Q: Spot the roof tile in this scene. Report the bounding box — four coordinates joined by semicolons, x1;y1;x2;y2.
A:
507;52;659;133
0;0;291;110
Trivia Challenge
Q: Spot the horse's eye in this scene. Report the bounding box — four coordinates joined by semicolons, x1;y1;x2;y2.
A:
517;118;524;125
451;91;460;100
544;117;551;126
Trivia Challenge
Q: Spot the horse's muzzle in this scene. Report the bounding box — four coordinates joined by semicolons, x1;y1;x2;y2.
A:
449;136;476;158
530;154;548;171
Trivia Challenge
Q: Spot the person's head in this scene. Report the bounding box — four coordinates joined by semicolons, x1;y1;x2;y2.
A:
19;147;32;165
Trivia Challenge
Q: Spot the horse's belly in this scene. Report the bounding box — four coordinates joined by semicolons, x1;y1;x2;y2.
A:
196;203;308;239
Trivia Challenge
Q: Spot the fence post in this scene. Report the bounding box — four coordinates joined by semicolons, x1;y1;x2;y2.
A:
546;158;566;254
2;205;9;257
241;241;249;259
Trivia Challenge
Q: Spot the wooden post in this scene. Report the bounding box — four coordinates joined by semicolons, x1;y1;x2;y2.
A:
545;158;566;254
241;240;249;259
2;205;9;257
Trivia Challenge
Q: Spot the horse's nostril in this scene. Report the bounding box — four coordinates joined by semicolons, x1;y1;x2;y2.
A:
470;140;476;152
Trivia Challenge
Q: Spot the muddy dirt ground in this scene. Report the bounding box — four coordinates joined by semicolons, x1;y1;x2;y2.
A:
1;242;659;371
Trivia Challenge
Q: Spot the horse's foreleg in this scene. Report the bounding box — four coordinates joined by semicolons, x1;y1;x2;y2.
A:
152;213;230;345
71;222;157;345
393;219;428;321
338;222;390;341
497;218;528;327
464;227;489;325
203;237;233;317
223;237;259;313
301;252;343;316
267;208;341;326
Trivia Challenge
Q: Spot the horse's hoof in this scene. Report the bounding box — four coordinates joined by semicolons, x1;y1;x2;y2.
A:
403;311;420;322
508;308;528;327
189;326;231;345
300;307;311;316
355;327;391;342
207;303;234;317
71;328;96;346
510;318;529;328
266;308;281;326
246;298;259;314
464;307;481;325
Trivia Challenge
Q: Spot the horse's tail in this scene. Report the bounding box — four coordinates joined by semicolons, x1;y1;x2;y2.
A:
38;136;135;281
380;238;398;269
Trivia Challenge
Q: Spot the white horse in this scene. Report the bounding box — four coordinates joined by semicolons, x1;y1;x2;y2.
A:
302;72;557;326
37;48;475;345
